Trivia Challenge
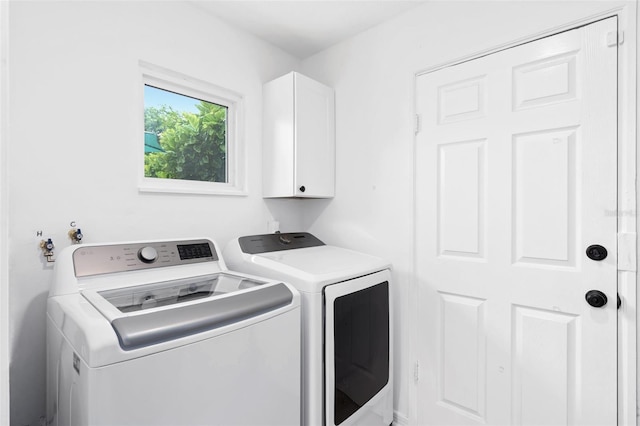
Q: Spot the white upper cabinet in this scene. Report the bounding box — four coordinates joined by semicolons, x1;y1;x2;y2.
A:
263;72;335;198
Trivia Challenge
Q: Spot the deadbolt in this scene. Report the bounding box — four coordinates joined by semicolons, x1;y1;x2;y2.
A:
617;294;622;309
585;290;608;308
586;244;608;261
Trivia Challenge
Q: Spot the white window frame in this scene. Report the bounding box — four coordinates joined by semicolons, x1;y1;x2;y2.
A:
138;61;246;195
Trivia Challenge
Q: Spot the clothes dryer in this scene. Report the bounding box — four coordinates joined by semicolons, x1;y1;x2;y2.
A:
224;232;393;426
46;238;301;426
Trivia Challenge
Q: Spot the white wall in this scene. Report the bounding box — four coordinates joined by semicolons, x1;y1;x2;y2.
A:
299;1;635;422
7;2;302;424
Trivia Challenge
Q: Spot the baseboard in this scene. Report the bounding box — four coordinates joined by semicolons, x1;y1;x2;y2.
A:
393;410;408;426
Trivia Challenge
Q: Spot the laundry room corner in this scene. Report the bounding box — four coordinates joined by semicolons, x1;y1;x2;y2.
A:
4;1;304;424
299;1;638;424
3;0;640;424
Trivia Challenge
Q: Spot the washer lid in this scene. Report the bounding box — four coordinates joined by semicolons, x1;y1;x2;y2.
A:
82;273;293;350
94;273;264;314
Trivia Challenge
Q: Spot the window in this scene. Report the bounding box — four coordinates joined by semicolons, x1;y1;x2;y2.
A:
139;62;245;195
144;85;228;183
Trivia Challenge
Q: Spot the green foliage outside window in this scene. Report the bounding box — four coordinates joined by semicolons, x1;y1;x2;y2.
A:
144;100;227;183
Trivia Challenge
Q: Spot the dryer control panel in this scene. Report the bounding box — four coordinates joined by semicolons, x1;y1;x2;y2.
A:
73;239;218;277
238;232;324;254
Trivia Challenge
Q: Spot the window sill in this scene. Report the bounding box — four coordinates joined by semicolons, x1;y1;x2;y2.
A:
139;178;248;196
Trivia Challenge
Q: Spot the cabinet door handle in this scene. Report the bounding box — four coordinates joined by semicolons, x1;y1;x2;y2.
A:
299;186;306;193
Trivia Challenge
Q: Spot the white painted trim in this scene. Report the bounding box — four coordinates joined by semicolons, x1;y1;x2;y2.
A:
409;65;420;426
411;5;637;425
393;410;409;426
617;3;639;425
0;0;9;423
416;6;631;78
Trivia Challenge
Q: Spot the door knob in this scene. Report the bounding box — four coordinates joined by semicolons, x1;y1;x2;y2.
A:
585;290;608;308
586;244;608;261
299;186;306;193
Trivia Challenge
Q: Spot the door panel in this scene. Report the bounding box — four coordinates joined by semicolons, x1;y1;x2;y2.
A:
438;139;486;259
438;293;487;421
512;126;578;267
512;51;578;110
415;18;617;426
511;306;578;425
438;76;487;124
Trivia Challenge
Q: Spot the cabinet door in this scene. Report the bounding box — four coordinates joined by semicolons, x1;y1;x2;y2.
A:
294;73;335;198
263;73;295;198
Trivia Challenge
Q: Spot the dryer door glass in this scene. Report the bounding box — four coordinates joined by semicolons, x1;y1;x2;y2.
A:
332;281;389;425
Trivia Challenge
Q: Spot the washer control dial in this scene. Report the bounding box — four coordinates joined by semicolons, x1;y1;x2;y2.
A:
138;246;158;263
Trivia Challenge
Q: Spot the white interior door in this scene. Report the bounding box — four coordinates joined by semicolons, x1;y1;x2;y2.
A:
415;18;617;425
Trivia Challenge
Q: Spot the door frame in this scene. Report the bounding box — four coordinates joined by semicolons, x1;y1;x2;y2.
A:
409;4;638;425
0;1;8;424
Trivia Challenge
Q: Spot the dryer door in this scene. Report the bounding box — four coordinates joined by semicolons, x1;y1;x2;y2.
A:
324;270;392;426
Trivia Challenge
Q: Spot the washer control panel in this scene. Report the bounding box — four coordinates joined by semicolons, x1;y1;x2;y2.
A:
73;239;217;277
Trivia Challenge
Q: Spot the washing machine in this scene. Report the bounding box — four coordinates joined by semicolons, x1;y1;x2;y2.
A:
46;238;301;426
224;232;393;426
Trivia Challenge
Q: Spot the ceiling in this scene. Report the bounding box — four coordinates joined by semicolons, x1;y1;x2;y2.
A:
192;1;428;59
